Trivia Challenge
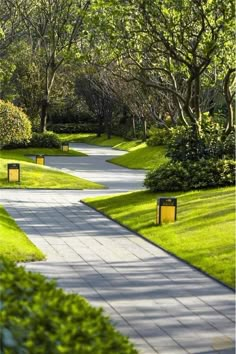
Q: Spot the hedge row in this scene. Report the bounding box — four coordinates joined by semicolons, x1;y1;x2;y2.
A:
0;257;138;354
50;123;98;134
144;159;235;192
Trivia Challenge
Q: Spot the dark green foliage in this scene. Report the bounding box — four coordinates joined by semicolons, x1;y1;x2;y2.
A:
167;122;235;162
0;257;138;354
144;159;235;192
29;132;61;148
4;132;61;149
146;127;171;146
50;123;98;134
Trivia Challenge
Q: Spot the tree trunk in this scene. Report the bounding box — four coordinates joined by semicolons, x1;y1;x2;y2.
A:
40;97;48;133
142;117;147;141
224;68;235;135
132;116;136;138
97;114;103;137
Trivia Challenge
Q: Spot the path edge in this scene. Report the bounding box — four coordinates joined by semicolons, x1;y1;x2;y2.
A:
81;200;235;293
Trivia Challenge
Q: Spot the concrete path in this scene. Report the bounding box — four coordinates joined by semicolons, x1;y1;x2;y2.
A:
0;144;235;354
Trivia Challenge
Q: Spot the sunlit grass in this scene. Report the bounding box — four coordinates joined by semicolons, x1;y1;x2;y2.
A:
58;133;142;151
0;147;86;163
0;205;44;262
0;158;105;189
85;186;235;288
109;145;168;170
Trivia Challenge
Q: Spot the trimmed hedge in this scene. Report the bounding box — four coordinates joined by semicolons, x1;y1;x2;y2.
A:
0;257;138;354
144;159;236;192
4;132;61;149
50;123;98;134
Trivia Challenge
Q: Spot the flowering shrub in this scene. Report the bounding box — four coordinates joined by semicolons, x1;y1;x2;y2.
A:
0;100;32;147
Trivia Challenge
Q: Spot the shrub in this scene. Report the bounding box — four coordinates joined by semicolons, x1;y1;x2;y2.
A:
29;132;61;148
146;127;171;146
144;159;235;192
0;100;32;147
167;121;235;162
50;123;98;134
0;257;138;354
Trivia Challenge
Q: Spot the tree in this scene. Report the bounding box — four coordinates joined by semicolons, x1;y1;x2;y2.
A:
90;0;235;134
6;0;91;132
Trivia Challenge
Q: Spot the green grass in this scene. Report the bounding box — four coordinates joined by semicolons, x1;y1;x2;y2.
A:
109;144;168;170
0;205;44;261
84;186;235;288
58;133;142;151
0;158;105;189
0;147;86;163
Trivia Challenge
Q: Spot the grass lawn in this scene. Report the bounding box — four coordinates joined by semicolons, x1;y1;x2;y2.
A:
0;158;104;189
84;186;235;288
109;144;168;170
58;133;142;151
0;147;86;163
0;205;44;262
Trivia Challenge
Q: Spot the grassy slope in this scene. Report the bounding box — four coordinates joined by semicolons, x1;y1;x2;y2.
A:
58;133;142;151
84;186;235;288
109;144;168;170
0;147;85;163
0;158;104;189
0;205;44;261
59;133;167;170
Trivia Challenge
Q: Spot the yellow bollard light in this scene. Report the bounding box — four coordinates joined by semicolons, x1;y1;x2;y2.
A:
62;143;69;152
8;163;20;182
157;197;177;225
36;155;45;165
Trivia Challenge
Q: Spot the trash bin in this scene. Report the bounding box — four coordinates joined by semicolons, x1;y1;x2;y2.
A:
35;155;45;165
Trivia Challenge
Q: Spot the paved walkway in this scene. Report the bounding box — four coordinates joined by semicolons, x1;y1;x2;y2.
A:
0;144;235;354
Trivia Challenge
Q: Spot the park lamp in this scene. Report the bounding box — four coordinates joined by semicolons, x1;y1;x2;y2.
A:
8;163;20;183
157;197;177;225
35;155;45;165
62;142;69;152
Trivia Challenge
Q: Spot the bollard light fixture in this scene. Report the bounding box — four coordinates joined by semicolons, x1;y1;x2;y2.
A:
157;197;177;225
8;163;20;182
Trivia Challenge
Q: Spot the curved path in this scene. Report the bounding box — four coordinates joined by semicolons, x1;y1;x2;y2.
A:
0;144;234;354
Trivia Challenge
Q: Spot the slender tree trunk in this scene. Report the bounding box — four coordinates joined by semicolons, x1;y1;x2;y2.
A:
143;117;147;141
40;97;48;133
132;116;136;138
224;68;236;135
97;114;103;137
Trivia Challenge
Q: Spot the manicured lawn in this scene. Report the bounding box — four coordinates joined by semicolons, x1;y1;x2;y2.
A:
0;158;105;189
0;147;86;163
58;133;142;151
109;145;168;170
84;186;235;288
0;205;44;262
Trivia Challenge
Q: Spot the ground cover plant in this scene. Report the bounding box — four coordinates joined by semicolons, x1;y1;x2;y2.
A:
0;257;138;354
0;158;104;189
0;205;44;262
84;186;235;288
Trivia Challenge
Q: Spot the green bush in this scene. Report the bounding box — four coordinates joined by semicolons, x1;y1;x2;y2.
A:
146;127;171;146
0;100;32;147
167;121;235;162
50;123;98;134
29;132;61;148
0;257;138;354
144;159;235;192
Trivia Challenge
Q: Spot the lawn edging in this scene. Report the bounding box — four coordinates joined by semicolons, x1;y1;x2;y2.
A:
81;200;235;292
